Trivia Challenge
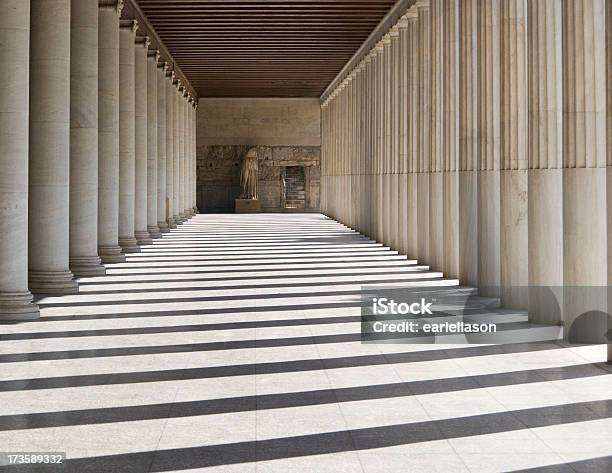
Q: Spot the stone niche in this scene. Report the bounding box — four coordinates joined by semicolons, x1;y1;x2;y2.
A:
197;145;320;212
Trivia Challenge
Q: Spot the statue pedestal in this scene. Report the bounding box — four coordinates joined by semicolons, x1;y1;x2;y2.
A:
235;198;261;213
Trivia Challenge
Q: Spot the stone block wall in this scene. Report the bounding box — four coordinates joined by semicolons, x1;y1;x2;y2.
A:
197;145;320;212
196;98;321;212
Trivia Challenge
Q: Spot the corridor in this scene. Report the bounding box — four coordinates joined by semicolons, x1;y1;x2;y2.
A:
0;214;611;472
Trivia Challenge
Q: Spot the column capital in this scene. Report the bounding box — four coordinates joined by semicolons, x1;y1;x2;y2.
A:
119;19;138;35
100;0;124;16
147;48;161;62
158;61;169;72
166;69;175;80
135;35;150;49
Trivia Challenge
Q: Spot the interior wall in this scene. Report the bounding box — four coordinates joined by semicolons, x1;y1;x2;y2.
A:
196;98;321;212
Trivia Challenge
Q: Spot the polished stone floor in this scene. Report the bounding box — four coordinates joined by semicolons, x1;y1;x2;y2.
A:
1;214;611;472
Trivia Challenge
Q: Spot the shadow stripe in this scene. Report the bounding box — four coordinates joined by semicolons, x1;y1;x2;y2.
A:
0;341;565;392
510;455;612;473
0;363;606;431
2;400;610;472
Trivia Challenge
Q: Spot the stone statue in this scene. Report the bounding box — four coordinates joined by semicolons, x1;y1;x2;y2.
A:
239;147;258;199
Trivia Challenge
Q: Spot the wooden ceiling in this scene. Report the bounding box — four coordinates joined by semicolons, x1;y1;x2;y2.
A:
136;0;397;97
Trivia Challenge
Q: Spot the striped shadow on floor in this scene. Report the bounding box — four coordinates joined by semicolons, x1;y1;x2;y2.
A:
0;214;610;473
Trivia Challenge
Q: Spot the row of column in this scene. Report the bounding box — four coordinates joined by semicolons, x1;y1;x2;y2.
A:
321;0;612;343
0;0;198;320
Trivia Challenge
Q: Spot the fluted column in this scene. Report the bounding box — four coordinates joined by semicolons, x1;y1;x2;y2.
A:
442;0;460;279
157;62;169;232
398;15;409;256
134;34;151;245
527;0;563;323
165;71;176;228
429;0;444;271
191;99;197;214
97;0;125;263
374;42;383;242
562;0;608;342
477;0;501;296
416;1;430;265
187;97;195;215
500;0;528;308
181;92;190;218
0;0;39;319
118;19;139;253
458;0;478;286
178;86;187;221
406;8;419;260
193;101;199;213
173;80;182;224
147;49;161;237
69;0;106;277
28;0;78;294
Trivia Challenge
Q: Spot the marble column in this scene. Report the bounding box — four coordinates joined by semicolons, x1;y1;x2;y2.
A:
157;62;169;232
562;0;608;342
500;0;528;308
193;102;199;213
406;8;419;260
398;15;409;256
442;0;460;279
416;1;430;265
388;28;400;251
458;0;478;286
118;19;139;253
181;92;190;218
374;42;384;242
0;0;39;319
134;34;151;245
178;86;187;221
429;0;444;271
173;80;182;224
527;0;563;324
147;49;161;237
477;0;501;297
28;0;78;294
188;98;195;215
165;71;176;228
69;0;106;277
97;0;125;263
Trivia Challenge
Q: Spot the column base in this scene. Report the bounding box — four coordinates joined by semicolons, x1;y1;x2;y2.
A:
173;214;183;225
147;225;162;239
119;237;140;254
158;221;170;233
0;291;40;321
167;217;177;229
192;207;198;214
69;256;106;277
29;270;79;295
98;245;126;264
178;212;187;223
135;231;153;245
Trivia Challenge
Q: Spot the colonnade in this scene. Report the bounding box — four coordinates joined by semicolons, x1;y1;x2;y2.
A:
321;0;612;343
0;0;198;320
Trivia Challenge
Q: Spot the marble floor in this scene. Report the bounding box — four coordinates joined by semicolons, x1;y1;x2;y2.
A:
1;213;611;473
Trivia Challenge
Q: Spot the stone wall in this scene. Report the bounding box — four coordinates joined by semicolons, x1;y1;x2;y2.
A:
196;98;321;212
197;145;320;212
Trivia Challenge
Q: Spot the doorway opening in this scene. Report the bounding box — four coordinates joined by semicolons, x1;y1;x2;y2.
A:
284;166;305;209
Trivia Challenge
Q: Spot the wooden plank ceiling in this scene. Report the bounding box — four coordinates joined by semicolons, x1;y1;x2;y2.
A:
136;0;397;97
